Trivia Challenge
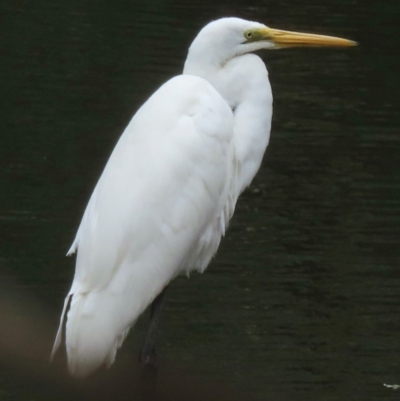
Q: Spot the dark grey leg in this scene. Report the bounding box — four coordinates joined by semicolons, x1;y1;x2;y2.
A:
139;286;168;365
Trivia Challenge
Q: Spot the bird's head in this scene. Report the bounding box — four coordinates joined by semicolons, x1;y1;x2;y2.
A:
184;17;356;71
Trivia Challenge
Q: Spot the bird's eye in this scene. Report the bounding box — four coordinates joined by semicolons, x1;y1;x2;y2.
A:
244;30;255;42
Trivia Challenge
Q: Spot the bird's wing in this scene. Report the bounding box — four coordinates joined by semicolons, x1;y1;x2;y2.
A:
53;75;234;377
70;75;233;291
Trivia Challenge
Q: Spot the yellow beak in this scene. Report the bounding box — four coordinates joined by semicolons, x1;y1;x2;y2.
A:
262;27;357;48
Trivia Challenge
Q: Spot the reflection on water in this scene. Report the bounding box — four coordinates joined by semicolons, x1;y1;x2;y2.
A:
1;0;399;400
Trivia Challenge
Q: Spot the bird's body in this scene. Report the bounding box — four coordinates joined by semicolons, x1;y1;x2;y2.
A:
52;17;356;378
53;75;236;376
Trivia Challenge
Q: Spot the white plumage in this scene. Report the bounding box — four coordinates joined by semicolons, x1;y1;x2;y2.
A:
52;17;356;377
53;76;235;376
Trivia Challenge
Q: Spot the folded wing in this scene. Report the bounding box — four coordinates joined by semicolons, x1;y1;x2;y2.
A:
52;75;235;377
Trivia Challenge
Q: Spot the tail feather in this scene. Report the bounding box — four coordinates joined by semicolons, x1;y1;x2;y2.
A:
50;291;124;378
65;291;122;378
50;293;72;361
53;227;189;377
63;276;162;378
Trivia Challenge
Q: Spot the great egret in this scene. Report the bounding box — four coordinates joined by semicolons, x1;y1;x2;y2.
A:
52;17;356;378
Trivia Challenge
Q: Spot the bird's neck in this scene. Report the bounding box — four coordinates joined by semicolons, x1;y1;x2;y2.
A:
184;54;273;197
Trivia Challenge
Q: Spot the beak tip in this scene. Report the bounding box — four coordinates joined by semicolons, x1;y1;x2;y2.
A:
348;40;358;47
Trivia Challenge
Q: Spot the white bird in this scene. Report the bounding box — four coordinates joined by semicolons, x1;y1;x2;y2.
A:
52;17;356;378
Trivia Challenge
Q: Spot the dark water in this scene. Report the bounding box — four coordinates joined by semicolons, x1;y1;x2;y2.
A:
1;0;399;400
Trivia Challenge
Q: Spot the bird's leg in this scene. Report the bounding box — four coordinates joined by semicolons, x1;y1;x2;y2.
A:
139;286;168;365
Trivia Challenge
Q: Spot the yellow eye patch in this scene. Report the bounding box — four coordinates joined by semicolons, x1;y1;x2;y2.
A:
243;29;271;43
